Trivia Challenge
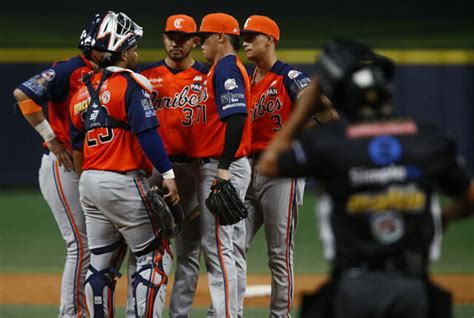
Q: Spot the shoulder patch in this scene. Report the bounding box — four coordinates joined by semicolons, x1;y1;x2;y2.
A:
288;70;301;79
224;78;238;90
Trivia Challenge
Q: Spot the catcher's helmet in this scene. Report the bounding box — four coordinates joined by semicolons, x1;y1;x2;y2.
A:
340;53;395;118
78;11;143;55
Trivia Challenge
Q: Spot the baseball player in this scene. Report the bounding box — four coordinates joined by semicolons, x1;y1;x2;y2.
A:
69;11;179;318
11;12;112;318
192;13;252;318
240;15;311;317
139;14;208;318
259;39;474;318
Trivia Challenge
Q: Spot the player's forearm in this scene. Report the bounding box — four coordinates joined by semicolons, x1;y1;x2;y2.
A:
14;89;46;127
442;181;474;223
218;114;246;172
137;129;173;175
72;150;84;177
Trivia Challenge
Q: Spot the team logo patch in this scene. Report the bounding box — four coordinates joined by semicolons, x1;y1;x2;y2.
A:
100;91;111;104
141;98;155;117
370;212;405;244
173;18;184;28
191;83;202;92
220;93;230;104
224;78;238;90
141;89;151;99
41;69;56;81
288;70;301;79
267;87;277;96
369;135;402;166
298;78;311;88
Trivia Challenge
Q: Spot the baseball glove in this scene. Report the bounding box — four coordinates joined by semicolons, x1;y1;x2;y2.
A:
146;186;184;240
205;177;248;226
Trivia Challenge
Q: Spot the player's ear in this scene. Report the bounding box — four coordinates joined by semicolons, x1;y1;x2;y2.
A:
192;36;200;48
217;32;226;43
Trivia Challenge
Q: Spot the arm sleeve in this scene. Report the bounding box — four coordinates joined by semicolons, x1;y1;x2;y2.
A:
218;114;246;170
137;129;172;173
70;122;85;151
213;61;248;120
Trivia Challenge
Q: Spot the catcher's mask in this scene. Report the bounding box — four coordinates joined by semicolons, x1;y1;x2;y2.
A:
78;11;143;67
337;53;395;120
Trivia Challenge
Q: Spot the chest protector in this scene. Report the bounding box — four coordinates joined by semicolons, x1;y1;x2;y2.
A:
83;70;131;132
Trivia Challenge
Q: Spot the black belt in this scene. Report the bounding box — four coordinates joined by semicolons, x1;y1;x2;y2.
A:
337;256;427;277
196;156;246;166
168;154;195;163
196;157;215;165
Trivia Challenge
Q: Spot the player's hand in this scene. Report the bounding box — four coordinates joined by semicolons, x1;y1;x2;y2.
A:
217;169;230;181
47;138;74;172
162;178;180;205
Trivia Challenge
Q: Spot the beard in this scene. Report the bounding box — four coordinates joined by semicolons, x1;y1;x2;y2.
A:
168;49;191;62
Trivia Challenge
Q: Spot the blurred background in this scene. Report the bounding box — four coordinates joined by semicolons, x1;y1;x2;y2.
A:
1;0;473;317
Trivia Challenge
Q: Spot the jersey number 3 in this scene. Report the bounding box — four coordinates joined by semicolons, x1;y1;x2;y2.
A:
271;114;282;132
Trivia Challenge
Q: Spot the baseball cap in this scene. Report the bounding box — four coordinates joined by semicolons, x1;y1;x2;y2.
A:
199;13;240;36
241;15;280;42
164;14;197;34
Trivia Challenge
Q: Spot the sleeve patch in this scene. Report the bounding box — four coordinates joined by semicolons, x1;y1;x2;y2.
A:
22;75;49;97
41;69;56;81
224;78;238;90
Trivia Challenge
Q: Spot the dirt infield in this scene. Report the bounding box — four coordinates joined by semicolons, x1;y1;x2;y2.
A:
1;273;473;307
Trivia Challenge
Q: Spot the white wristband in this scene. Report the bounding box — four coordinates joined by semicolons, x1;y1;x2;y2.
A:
34;120;56;142
162;169;175;179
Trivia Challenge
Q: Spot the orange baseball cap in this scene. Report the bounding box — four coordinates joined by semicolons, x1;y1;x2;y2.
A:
241;15;280;42
199;13;240;36
164;14;197;34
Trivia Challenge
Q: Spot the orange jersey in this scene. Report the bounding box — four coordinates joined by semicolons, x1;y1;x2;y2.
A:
139;60;209;156
70;68;158;174
250;61;311;153
17;55;94;151
190;55;251;158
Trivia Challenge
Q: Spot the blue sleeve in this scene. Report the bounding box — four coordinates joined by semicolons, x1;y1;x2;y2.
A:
125;77;159;134
283;67;311;102
16;58;80;105
137;129;172;173
213;61;248;120
70;123;85;151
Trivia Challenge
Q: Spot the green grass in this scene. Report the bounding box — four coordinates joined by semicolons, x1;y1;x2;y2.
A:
1;304;473;318
1;190;473;317
0;305;269;318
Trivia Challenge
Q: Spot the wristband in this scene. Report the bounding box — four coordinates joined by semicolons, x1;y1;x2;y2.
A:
34;120;56;142
162;169;175;179
18;99;42;115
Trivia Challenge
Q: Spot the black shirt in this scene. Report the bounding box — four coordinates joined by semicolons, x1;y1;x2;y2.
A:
278;118;470;272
